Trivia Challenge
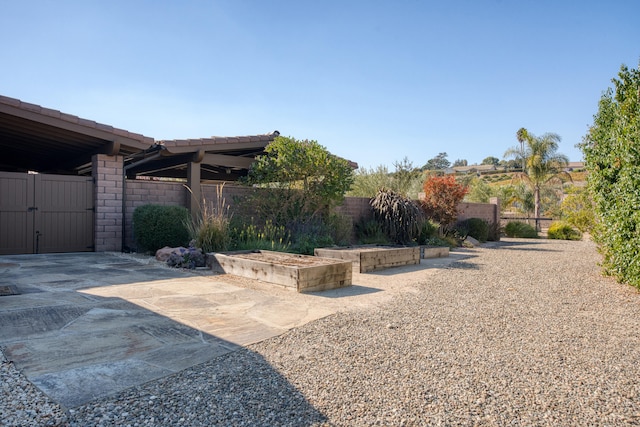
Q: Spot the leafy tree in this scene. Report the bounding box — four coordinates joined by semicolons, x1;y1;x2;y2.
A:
504;128;570;225
243;136;354;222
481;156;500;166
465;177;493;203
423;152;451;171
500;159;520;171
421;175;468;228
348;165;391;198
391;157;423;197
580;63;640;287
453;159;468;167
349;158;424;199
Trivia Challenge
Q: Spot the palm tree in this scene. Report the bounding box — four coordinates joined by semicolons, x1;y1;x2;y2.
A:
505;128;571;229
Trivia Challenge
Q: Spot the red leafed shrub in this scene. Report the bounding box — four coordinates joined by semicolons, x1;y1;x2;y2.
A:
421;175;468;227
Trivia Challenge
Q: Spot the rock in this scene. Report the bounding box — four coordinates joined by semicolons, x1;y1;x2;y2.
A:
155;246;186;261
464;236;480;247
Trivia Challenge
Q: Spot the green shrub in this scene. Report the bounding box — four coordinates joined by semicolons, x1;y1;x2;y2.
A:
186;184;231;252
417;220;440;245
580;64;640;287
190;218;230;252
133;204;191;253
504;221;538;238
354;217;389;245
422;236;457;247
230;220;291;252
291;233;335;255
325;213;353;246
455;218;489;242
487;220;502;242
288;218;335;255
547;221;582;241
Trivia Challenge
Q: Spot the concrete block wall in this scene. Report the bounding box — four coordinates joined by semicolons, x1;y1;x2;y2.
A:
115;178;501;252
335;197;373;222
92;154;124;251
124;180;187;249
456;201;499;226
201;184;256;220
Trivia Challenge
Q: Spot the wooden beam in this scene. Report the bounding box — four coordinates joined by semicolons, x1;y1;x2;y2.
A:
202;153;255;169
187;161;201;219
100;140;120;156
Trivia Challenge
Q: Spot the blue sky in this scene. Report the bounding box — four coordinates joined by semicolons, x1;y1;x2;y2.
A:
1;1;638;169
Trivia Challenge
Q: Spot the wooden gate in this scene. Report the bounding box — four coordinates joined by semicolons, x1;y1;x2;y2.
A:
0;172;94;254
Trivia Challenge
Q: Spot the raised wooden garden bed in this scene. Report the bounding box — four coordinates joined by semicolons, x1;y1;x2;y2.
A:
208;250;352;293
420;246;450;259
314;246;420;273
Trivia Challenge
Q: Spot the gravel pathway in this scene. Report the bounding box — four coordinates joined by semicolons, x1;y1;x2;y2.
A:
3;238;640;426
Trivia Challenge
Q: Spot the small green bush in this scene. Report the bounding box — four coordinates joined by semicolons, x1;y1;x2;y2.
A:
455;218;489;242
487;221;502;242
191;218;230;252
417;220;440;245
325;213;353;246
504;221;538;238
186;185;232;252
354;217;389;245
547;221;582;241
133;204;191;252
230;220;291;252
288;218;334;255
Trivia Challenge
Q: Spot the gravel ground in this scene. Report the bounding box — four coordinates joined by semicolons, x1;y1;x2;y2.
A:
3;238;640;426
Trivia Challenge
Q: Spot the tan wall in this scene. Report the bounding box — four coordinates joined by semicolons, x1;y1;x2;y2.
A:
335;196;373;222
124;180;187;249
93;154;124;252
122;181;500;250
456;201;499;225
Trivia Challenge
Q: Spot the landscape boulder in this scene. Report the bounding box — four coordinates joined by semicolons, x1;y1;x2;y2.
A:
155;246;186;262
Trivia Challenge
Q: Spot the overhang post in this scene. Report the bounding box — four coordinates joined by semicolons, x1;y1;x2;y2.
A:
187;159;202;220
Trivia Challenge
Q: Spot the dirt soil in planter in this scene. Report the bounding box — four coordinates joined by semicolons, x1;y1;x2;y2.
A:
231;251;341;267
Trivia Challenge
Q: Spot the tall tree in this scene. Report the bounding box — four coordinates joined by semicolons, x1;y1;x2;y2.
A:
481;156;500;166
423;152;450;171
505;129;570;224
348;158;424;199
391;157;424;198
244;136;354;222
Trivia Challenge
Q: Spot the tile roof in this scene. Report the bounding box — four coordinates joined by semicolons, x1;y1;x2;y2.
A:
158;131;280;153
0;95;154;146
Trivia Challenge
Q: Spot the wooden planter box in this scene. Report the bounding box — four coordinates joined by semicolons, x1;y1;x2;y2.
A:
314;246;420;273
420;246;450;259
208;250;352;293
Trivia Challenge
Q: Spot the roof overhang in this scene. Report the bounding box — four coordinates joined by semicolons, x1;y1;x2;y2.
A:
0;95;153;174
125;132;281;181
